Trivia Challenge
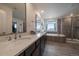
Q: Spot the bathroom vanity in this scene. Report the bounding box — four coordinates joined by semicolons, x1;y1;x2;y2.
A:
0;33;47;56
19;33;46;56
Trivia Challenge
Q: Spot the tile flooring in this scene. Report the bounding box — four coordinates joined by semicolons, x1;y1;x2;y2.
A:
43;40;79;56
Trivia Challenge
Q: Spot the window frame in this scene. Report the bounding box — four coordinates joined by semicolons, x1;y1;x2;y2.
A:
45;19;57;33
35;15;42;32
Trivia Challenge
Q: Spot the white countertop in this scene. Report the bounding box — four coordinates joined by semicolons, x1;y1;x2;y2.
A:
46;33;66;37
0;33;46;56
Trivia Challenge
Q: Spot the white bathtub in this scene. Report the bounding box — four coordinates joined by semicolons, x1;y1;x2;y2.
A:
46;33;66;43
46;33;66;37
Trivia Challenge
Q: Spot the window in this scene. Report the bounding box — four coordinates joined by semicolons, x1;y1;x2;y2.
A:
46;19;57;32
35;15;43;32
35;19;42;32
35;15;57;33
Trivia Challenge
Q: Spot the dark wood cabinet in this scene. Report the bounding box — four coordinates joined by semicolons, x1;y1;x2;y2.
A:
35;39;41;47
18;35;47;56
40;36;47;55
32;45;40;56
25;43;35;56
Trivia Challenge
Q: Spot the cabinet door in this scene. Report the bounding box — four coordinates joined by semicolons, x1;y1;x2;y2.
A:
32;45;40;56
25;43;35;56
40;37;44;55
40;36;47;55
35;39;41;47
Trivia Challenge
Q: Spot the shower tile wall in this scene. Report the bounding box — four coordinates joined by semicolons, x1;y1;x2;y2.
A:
62;17;72;38
72;17;79;39
57;18;62;34
61;16;79;39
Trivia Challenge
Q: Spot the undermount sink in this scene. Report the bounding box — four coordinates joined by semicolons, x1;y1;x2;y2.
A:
22;36;32;39
17;35;33;41
0;35;33;44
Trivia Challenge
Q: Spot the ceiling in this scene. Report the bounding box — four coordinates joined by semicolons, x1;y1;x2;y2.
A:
32;3;79;18
2;3;79;20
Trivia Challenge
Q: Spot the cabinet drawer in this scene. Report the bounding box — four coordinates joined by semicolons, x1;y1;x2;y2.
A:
25;43;35;56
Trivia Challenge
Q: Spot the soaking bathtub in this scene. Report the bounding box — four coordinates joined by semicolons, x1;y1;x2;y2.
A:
46;33;66;43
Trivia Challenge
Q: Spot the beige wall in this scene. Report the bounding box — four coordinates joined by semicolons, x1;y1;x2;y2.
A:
26;3;36;33
26;3;45;33
0;4;12;35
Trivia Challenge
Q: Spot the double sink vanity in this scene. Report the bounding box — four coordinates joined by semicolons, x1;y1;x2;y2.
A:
0;33;47;56
0;32;66;56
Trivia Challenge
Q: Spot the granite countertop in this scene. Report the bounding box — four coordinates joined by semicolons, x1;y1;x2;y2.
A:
0;33;46;56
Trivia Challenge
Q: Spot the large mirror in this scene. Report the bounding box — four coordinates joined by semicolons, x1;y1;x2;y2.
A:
0;3;26;36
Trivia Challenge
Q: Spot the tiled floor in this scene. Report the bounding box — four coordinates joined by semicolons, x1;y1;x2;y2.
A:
43;40;79;56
